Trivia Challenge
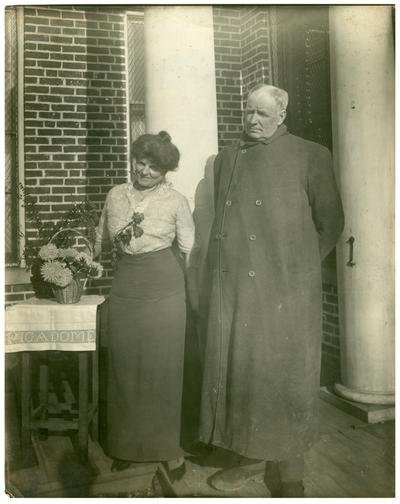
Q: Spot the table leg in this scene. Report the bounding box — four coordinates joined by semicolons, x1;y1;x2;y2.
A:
91;348;99;442
91;308;100;442
39;356;49;440
21;352;32;458
78;352;89;462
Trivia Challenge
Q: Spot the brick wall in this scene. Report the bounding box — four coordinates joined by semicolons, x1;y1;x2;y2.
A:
212;6;274;149
240;7;272;93
321;283;341;384
212;7;243;148
17;5;129;302
5;283;34;305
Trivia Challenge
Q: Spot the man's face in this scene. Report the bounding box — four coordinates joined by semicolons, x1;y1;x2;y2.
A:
244;90;286;140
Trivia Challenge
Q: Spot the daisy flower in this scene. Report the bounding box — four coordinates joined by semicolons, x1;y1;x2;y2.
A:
38;243;59;261
76;252;92;265
58;248;79;259
41;261;73;287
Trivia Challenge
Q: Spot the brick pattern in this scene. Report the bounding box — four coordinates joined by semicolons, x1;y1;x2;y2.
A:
321;283;341;384
213;7;243;148
4;276;112;306
240;6;272;94
5;284;35;306
322;284;340;353
23;5;129;296
212;6;274;149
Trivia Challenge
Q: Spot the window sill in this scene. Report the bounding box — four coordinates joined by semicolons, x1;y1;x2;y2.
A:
5;266;31;286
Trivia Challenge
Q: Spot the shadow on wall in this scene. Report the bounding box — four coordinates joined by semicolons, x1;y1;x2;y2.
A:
191;155;216;290
180;155;216;449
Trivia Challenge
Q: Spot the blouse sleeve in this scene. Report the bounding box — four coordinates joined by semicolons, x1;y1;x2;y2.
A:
94;192;111;258
175;195;195;255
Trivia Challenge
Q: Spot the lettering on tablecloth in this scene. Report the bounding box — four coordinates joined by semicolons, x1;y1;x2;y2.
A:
5;329;96;346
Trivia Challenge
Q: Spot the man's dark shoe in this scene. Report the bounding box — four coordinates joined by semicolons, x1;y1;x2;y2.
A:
264;461;305;497
281;481;305;497
264;460;282;497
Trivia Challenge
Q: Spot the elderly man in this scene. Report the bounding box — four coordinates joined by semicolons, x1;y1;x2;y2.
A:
197;84;344;497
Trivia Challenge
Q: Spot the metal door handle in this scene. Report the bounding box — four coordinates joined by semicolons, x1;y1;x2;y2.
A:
346;236;356;267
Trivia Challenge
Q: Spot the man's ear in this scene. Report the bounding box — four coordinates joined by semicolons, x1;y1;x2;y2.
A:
278;109;287;125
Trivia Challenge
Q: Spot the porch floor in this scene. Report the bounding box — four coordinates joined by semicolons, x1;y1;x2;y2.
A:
6;397;395;498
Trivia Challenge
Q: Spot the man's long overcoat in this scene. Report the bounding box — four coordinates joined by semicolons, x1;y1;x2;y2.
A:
199;125;344;460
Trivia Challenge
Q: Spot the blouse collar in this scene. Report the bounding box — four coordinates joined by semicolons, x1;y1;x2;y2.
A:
127;180;172;195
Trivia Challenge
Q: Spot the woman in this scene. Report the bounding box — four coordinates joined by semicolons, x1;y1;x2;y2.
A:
94;131;194;481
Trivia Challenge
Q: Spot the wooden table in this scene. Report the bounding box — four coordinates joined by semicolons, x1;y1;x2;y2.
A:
5;295;105;462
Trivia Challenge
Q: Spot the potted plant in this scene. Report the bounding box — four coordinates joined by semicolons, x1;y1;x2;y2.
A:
18;184;100;299
38;229;103;304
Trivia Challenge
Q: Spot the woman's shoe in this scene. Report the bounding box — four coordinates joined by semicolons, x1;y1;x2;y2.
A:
152;468;176;497
111;458;133;472
161;460;186;483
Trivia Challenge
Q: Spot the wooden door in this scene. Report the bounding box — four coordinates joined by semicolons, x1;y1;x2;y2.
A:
276;6;336;271
276;6;332;149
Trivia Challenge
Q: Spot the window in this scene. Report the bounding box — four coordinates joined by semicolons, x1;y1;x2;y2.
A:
126;12;146;145
5;6;24;266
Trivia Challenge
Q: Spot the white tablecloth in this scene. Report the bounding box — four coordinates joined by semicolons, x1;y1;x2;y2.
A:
5;295;105;352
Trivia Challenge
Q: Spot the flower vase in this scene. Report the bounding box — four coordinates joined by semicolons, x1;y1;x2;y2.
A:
52;276;84;304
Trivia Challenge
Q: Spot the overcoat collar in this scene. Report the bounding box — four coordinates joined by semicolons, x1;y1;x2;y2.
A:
218;125;288;206
239;124;288;148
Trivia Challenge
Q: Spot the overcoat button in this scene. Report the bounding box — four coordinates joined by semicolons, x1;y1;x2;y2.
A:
248;270;255;277
241;149;247;154
255;200;262;206
249;234;256;241
215;233;221;239
226;200;232;206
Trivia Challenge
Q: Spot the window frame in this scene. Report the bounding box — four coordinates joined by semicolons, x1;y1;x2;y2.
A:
5;6;25;268
124;9;146;164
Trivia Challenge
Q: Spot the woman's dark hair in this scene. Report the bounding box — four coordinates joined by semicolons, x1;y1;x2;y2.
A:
131;131;180;173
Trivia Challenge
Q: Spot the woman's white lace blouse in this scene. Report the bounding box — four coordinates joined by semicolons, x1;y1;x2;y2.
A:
94;182;195;256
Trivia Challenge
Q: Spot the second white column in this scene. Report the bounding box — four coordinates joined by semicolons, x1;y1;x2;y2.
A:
144;6;219;206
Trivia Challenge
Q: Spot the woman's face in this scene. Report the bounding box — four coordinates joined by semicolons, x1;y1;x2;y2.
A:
131;157;165;188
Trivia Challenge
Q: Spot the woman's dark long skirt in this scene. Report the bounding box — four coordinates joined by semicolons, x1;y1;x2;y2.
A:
106;248;186;462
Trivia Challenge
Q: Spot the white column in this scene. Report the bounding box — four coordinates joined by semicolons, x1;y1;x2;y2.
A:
330;6;394;404
143;6;219;207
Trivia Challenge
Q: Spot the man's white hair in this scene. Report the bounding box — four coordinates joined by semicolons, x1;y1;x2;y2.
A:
247;83;289;111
